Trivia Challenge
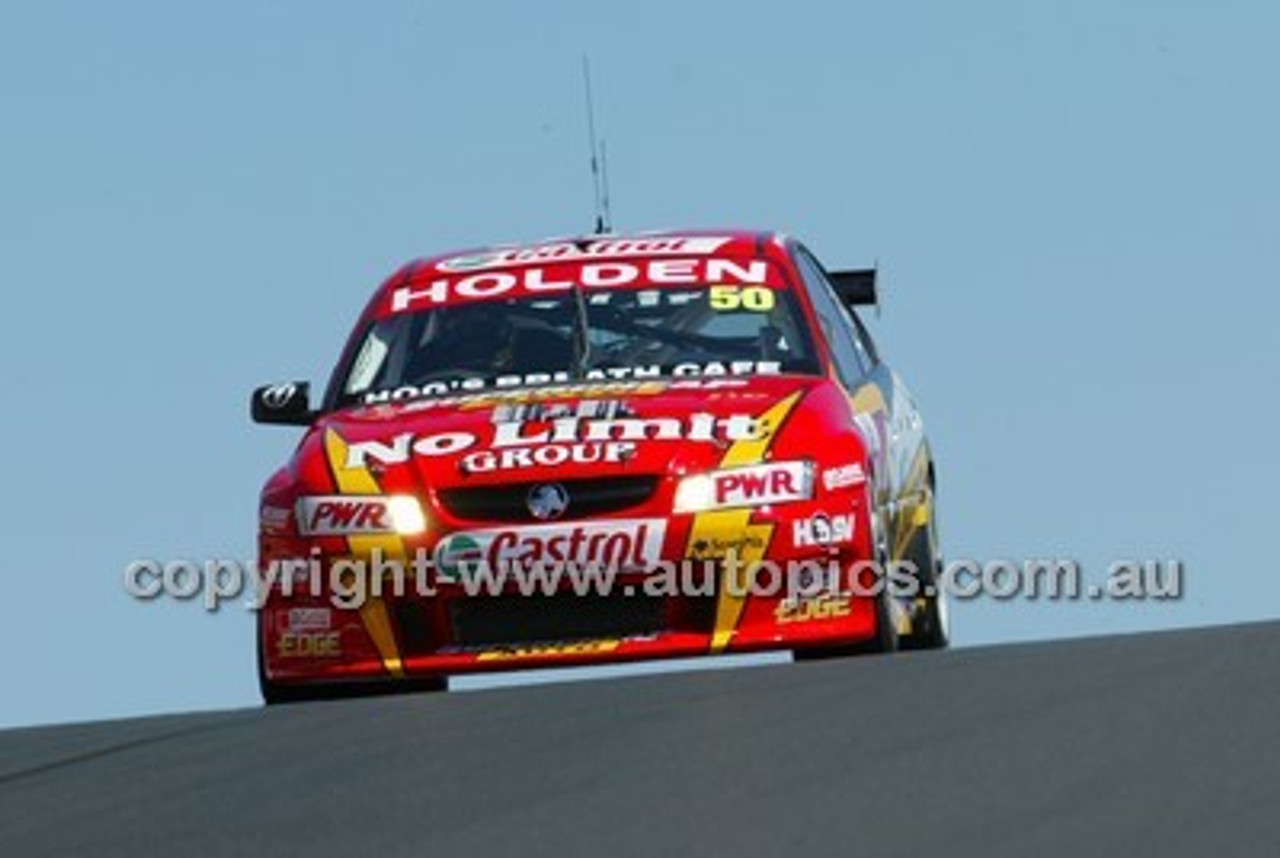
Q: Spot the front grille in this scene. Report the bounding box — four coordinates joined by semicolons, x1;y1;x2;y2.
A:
449;592;665;648
437;476;659;523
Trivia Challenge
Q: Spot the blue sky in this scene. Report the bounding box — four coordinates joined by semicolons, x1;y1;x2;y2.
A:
2;1;1277;728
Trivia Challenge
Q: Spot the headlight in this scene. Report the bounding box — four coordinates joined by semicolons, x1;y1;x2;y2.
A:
385;495;428;535
673;461;813;513
295;494;427;536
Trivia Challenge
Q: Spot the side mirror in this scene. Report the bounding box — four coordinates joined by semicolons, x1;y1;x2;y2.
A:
829;269;878;310
251;382;315;426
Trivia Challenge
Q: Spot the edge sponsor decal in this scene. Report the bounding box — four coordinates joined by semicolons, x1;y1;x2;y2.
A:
296;496;396;536
774;562;852;625
433;519;667;581
775;593;852;625
822;463;866;491
277;630;343;658
792;513;856;548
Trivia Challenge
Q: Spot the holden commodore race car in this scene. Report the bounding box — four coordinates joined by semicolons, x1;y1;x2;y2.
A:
251;230;948;702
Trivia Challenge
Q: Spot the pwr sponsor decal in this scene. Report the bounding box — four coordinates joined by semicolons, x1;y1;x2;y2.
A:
710;461;812;508
296;496;393;536
433;519;667;580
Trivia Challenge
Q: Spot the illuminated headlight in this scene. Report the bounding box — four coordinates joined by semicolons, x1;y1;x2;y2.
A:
295;494;428;536
385;495;428;535
673;461;813;513
673;474;716;513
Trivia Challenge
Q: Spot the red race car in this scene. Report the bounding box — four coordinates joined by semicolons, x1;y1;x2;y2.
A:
251;230;948;702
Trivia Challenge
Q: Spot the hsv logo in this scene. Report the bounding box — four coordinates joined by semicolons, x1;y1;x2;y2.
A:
793;513;856;548
296;496;394;536
711;462;812;508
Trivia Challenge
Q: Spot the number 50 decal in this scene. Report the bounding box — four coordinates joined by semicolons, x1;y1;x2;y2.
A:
709;284;776;312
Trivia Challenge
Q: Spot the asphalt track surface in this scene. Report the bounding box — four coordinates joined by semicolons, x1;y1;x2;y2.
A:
2;621;1276;856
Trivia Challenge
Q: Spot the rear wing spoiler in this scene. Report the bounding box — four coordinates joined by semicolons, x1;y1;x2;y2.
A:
828;268;878;308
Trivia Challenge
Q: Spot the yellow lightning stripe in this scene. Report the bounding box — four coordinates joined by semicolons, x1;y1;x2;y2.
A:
690;391;804;654
323;429;405;678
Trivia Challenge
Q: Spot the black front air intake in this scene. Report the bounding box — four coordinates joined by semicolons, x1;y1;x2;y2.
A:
449;592;665;648
437;475;658;523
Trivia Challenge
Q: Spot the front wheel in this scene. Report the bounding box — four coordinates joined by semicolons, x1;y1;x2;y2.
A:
900;493;950;651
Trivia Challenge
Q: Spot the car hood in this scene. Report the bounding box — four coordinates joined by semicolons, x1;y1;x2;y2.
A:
294;375;836;496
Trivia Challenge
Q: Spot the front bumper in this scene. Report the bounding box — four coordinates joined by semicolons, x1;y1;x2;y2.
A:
259;497;882;686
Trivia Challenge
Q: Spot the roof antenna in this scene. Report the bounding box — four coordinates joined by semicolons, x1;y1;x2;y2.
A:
582;56;612;234
599;139;612;233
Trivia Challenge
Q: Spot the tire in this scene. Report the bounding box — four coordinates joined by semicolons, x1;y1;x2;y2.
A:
900;492;950;651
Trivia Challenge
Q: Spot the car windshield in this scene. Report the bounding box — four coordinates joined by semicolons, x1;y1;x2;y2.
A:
336;279;819;407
